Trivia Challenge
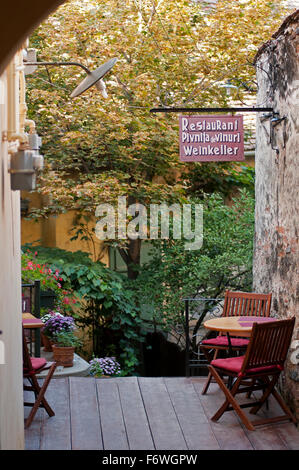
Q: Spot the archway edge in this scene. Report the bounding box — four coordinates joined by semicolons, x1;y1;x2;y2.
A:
0;0;64;75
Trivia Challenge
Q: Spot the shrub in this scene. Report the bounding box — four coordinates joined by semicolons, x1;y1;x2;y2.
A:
22;245;143;376
22;249;78;316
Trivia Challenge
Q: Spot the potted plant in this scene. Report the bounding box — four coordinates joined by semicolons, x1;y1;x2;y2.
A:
42;314;77;357
52;331;82;367
40;311;64;351
42;314;76;336
89;356;122;378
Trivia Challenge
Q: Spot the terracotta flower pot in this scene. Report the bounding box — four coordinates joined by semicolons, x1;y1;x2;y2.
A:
52;345;75;367
41;333;53;352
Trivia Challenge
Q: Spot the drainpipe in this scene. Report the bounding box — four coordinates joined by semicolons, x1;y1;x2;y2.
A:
7;52;28;146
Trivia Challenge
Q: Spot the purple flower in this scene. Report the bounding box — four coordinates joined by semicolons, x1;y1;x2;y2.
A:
43;315;76;338
89;356;121;377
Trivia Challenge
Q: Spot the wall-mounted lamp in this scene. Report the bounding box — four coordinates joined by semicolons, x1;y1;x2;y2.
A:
218;78;257;97
9;51;118;191
270;114;287;152
218;80;238;96
271;115;287;127
24;50;118;98
9;132;44;191
259;112;287;152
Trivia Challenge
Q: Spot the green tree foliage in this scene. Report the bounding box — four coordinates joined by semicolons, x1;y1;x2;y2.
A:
26;0;284;275
135;190;255;339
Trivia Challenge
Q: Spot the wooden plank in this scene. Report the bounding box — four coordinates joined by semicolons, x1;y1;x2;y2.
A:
24;376;299;451
266;392;299;449
138;377;187;450
111;377;155;450
96;378;129;450
164;377;220;450
247;392;298;450
192;380;254;450
275;422;299;450
197;380;296;450
244;424;288;450
69;377;103;450
39;378;71;450
237;390;288;450
24;390;43;450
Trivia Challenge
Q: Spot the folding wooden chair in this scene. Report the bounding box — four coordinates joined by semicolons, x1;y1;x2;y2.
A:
23;327;57;428
200;290;272;394
208;317;296;431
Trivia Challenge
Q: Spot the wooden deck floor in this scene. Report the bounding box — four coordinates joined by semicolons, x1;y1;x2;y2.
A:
25;376;299;451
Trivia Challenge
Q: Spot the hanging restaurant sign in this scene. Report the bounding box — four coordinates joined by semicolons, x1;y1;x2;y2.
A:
179;115;244;162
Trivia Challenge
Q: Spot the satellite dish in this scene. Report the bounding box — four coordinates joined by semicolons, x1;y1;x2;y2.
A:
70;57;118;98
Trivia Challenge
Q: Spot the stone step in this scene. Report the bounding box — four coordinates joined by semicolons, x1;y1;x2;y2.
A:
36;348;91;379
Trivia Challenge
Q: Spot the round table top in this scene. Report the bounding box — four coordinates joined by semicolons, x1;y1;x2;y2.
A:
203;315;277;337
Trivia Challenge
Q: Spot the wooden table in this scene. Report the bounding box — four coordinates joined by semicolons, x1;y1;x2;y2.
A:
204;315;277;339
204;315;278;358
22;312;44;328
22;313;44;357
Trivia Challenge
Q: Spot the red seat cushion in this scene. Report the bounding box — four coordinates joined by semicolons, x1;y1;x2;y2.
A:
24;357;47;372
31;357;47;370
201;336;249;348
211;355;283;375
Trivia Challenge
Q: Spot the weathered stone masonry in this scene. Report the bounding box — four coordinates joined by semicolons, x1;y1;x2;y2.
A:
253;10;299;418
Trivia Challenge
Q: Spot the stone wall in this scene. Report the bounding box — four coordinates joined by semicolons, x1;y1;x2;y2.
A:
253;11;299;418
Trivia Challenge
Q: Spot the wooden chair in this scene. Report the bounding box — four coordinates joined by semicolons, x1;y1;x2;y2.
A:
23;327;57;428
208;317;296;431
200;290;272;394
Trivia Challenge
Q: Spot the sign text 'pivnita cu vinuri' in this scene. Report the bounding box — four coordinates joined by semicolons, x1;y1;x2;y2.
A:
179;115;244;162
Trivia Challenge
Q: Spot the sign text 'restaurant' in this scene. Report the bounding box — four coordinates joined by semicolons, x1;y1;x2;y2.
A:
179;115;244;162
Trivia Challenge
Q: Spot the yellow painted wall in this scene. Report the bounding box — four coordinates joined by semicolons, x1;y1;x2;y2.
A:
21;191;109;265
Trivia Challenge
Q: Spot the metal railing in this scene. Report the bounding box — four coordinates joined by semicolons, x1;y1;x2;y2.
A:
22;280;41;357
184;297;224;377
